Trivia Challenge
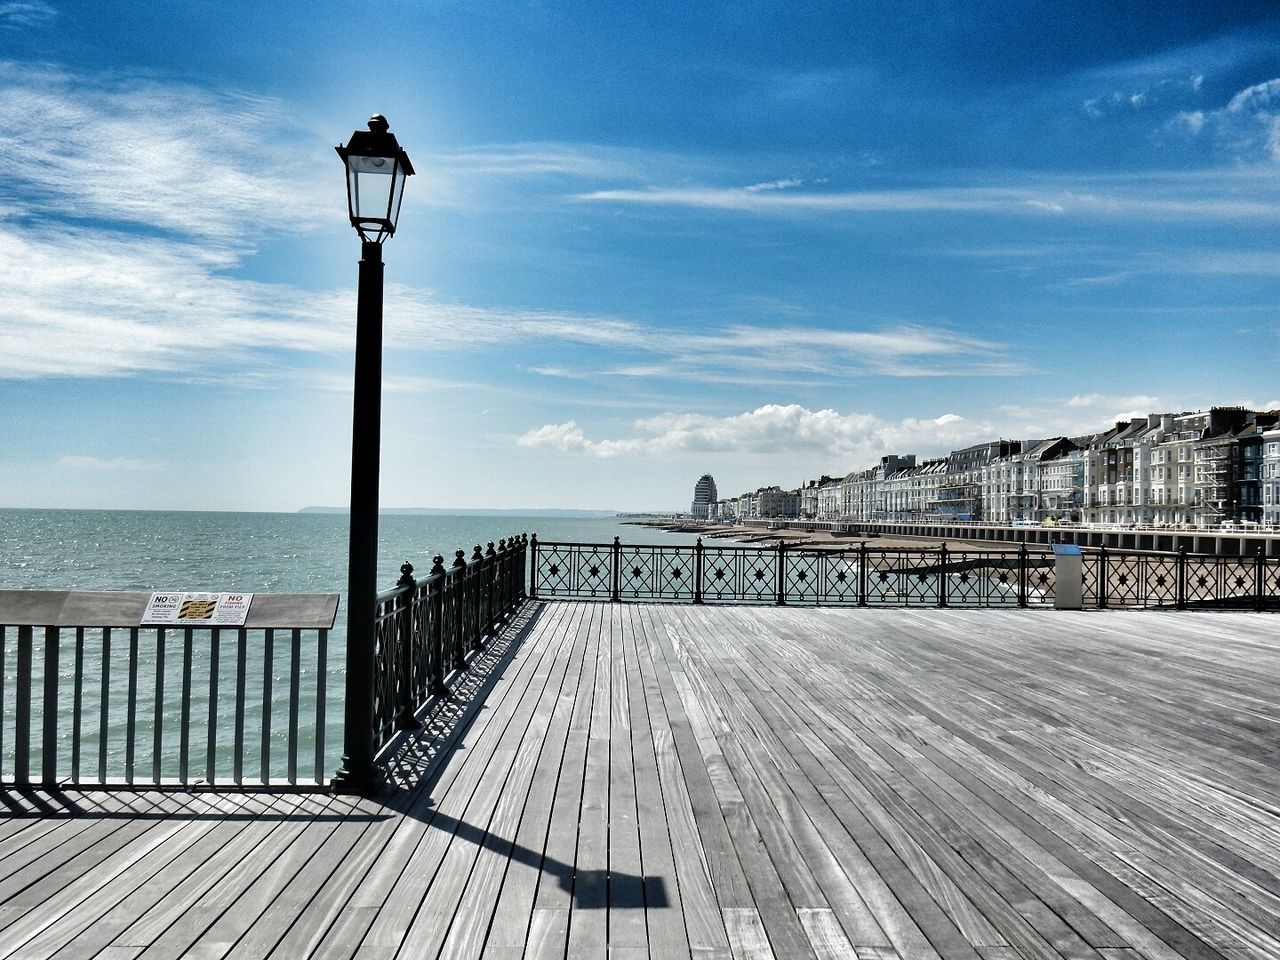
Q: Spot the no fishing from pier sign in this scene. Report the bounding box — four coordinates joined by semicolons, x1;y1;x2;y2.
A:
142;592;254;626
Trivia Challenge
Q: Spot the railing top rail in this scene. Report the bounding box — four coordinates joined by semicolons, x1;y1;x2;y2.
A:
0;589;339;629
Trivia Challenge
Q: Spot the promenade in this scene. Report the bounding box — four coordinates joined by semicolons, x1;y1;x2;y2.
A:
1;602;1278;958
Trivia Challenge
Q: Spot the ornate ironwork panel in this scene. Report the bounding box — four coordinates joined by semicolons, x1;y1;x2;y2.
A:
535;542;612;598
782;549;824;603
862;549;942;605
1184;556;1253;607
818;550;861;603
618;544;696;600
944;552;1023;606
1026;557;1056;605
371;590;406;749
700;545;777;603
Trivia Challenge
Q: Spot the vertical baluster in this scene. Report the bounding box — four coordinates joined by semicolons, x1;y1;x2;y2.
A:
15;626;32;785
289;627;302;785
153;629;166;785
529;533;539;599
776;541;787;606
858;542;868;606
206;628;220;784
72;627;85;784
261;628;274;785
41;627;59;787
1018;543;1029;608
179;628;193;784
99;627;111;782
0;626;7;779
233;628;248;785
126;627;139;786
314;627;328;785
938;544;949;608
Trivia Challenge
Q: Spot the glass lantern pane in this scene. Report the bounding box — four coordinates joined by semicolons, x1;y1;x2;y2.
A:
388;169;407;231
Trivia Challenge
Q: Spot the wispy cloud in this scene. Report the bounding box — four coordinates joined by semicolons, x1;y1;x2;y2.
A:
574;171;1280;221
518;404;994;461
57;454;154;471
0;2;55;29
0;63;328;245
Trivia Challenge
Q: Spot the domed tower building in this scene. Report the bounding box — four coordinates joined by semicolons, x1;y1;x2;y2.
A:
691;473;718;519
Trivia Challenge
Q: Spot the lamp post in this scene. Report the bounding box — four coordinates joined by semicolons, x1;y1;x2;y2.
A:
331;115;414;795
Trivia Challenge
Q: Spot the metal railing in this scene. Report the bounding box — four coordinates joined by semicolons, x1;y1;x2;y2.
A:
1086;545;1280;610
0;592;337;789
531;537;1053;607
365;535;528;766
530;537;1280;610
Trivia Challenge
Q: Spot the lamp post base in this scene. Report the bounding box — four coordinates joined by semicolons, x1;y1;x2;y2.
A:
331;757;387;795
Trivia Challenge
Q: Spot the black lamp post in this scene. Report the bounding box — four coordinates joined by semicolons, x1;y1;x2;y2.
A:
331;115;414;795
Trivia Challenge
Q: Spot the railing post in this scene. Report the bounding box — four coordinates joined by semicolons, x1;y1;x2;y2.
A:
694;537;704;604
470;545;486;649
522;533;531;600
1017;542;1028;608
529;534;539;599
776;540;787;605
938;543;949;607
396;562;421;730
1256;545;1266;612
611;536;622;603
451;550;468;670
1098;544;1109;609
429;555;447;695
1176;544;1187;610
485;542;499;635
858;541;868;606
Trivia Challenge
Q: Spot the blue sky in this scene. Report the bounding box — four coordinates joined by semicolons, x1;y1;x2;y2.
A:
2;1;1279;512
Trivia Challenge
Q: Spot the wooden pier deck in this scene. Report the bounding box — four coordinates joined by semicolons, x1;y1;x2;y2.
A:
2;602;1279;959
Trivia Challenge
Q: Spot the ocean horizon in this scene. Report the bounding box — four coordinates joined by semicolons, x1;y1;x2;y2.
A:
0;507;700;596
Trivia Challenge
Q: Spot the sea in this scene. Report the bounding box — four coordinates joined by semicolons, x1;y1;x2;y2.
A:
0;508;699;783
0;508;701;595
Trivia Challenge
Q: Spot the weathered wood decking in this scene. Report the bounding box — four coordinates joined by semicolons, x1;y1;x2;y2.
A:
2;602;1279;959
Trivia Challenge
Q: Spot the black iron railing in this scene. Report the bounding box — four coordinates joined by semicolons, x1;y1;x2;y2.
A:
366;535;528;766
1086;545;1280;610
531;537;1053;607
0;592;337;789
530;537;1280;610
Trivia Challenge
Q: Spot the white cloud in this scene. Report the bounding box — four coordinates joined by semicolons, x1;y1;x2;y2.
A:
1168;77;1280;162
575;174;1280;221
0;64;329;245
744;178;804;193
0;2;54;29
58;455;153;471
518;404;994;461
1066;393;1162;412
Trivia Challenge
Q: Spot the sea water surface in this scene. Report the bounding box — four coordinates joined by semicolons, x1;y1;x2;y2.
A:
0;509;695;782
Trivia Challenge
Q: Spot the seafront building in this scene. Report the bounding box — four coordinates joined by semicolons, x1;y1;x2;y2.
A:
690;473;718;519
705;406;1280;528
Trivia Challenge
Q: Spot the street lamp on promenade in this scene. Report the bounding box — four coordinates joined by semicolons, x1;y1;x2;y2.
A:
331;115;414;795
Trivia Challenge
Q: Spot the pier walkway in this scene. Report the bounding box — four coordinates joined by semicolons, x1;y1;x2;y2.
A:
2;603;1279;958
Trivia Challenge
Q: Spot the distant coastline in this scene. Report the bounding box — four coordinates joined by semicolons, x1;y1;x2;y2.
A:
297;506;621;518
